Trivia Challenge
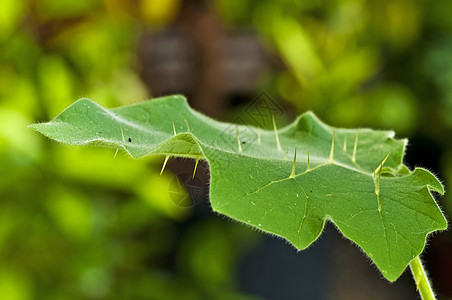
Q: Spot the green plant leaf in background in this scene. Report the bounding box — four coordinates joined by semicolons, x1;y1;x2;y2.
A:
30;95;447;282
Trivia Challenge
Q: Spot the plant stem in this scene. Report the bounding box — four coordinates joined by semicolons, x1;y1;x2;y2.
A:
409;256;436;300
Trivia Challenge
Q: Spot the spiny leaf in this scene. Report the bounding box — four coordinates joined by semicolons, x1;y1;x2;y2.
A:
30;95;447;281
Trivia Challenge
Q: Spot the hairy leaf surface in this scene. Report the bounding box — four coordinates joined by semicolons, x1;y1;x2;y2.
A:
30;95;447;281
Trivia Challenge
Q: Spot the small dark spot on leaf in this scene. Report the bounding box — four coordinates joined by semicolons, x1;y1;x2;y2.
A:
128;138;132;142
242;141;246;144
310;190;313;193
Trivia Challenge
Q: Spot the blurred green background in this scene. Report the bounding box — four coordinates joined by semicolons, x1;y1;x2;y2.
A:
1;0;452;299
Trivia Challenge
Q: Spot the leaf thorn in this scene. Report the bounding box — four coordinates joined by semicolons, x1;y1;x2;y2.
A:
185;119;190;132
290;148;297;178
329;129;335;163
375;153;390;210
160;156;169;176
193;157;199;178
120;125;125;142
374;153;390;177
272;114;281;151
172;122;177;136
236;125;242;153
352;129;359;163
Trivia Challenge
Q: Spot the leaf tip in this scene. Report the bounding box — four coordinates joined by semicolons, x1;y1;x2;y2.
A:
28;123;42;131
413;168;445;195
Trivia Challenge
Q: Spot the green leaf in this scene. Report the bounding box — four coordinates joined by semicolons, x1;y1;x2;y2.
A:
30;95;447;281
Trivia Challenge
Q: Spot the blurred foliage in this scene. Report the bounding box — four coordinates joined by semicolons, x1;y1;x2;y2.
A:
0;0;260;299
1;0;452;298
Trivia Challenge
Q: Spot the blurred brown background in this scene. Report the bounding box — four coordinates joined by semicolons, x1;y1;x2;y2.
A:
1;0;452;299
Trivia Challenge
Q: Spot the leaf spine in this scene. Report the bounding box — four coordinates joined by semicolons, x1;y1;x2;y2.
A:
193;157;199;178
160;156;169;176
172;122;177;136
116;125;126;158
185;119;190;132
120;125;125;142
375;153;390;211
290;148;297;178
374;153;390;177
352;129;359;163
272;114;281;151
236;125;242;153
329;129;335;163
